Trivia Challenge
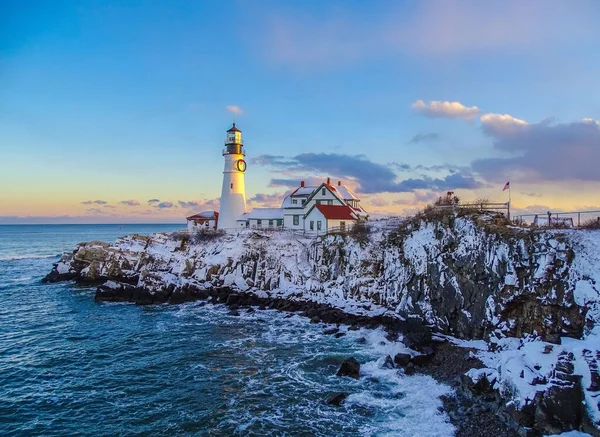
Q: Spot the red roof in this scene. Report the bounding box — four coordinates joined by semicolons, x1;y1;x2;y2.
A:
186;211;219;221
314;204;357;220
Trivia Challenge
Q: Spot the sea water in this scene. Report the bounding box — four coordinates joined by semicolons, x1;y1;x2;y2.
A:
0;224;454;436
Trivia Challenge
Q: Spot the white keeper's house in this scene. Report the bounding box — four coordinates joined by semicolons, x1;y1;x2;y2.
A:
237;177;368;233
186;123;369;233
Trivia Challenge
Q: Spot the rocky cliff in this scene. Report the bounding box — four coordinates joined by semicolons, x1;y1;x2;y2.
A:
45;214;600;435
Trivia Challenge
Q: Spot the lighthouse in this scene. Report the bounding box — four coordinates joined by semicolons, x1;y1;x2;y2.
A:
217;123;247;230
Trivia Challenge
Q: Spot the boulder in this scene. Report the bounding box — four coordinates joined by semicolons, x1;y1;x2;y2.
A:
326;392;348;406
382;355;395;369
337;357;360;379
394;353;412;367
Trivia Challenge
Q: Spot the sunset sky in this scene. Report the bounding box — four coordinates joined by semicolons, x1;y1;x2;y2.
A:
2;0;600;224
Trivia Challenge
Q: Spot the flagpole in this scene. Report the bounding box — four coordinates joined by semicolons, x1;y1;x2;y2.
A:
508;183;511;220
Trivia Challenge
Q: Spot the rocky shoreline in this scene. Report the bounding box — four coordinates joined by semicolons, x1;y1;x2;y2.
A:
43;217;600;436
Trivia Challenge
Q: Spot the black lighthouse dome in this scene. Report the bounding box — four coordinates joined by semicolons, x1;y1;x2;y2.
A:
224;123;244;155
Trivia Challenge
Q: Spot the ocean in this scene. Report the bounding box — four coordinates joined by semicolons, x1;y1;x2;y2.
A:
0;224;454;436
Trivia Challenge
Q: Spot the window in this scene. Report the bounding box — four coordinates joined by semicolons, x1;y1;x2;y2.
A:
293;215;299;226
257;219;262;226
277;219;283;226
317;221;322;231
340;221;346;230
310;221;314;230
321;188;326;195
230;183;233;189
268;220;273;226
327;200;333;205
301;199;306;204
292;199;297;204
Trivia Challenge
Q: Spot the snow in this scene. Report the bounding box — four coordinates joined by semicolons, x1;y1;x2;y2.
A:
56;261;70;274
242;208;284;220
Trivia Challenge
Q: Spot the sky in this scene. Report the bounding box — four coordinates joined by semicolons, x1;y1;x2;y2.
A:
1;0;600;224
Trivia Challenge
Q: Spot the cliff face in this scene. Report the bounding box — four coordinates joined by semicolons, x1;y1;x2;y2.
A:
46;216;598;342
45;214;600;434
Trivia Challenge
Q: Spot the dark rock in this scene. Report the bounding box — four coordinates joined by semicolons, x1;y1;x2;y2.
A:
230;310;240;317
461;373;496;396
404;363;415;376
356;337;367;344
334;332;345;338
394;353;412;367
382;355;395;369
226;294;240;305
531;352;584;434
326;392;348;406
258;305;266;310
324;328;339;335
246;307;255;313
543;345;553;354
310;316;321;324
544;334;561;345
337;357;360;379
229;304;239;311
412;349;434;367
348;325;359;331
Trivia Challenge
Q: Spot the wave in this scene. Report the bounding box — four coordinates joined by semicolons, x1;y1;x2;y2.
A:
0;254;60;262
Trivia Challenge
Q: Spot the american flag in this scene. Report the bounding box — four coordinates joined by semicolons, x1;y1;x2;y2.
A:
502;181;510;191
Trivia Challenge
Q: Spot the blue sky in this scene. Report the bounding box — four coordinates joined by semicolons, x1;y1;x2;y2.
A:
1;0;600;223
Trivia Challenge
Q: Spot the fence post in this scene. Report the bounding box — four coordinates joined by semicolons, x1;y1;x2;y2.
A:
578;212;581;226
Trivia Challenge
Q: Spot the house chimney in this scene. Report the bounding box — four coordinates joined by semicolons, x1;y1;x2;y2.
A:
300;180;305;187
327;177;331;185
337;180;341;186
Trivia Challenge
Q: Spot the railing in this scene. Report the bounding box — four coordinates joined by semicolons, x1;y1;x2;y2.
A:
514;210;600;227
433;201;511;218
221;147;245;156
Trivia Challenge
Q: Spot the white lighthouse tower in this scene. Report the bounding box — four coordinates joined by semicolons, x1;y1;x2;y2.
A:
217;123;247;230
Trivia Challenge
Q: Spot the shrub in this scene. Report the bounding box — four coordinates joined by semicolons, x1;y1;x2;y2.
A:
170;231;190;243
580;217;600;229
349;221;370;244
191;230;225;244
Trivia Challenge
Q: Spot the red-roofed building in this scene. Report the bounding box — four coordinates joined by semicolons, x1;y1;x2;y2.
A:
280;177;368;231
303;204;359;233
186;211;219;231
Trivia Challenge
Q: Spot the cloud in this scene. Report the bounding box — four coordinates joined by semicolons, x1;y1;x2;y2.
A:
257;153;484;194
119;200;140;206
268;176;325;188
257;1;597;68
408;132;440;144
248;192;285;206
394;191;441;206
472;117;600;182
81;200;108;205
226;105;243;115
366;196;389;207
521;192;542;198
86;208;110;215
148;199;160;204
178;199;220;209
480;113;528;136
412;100;480;121
156;202;174;209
